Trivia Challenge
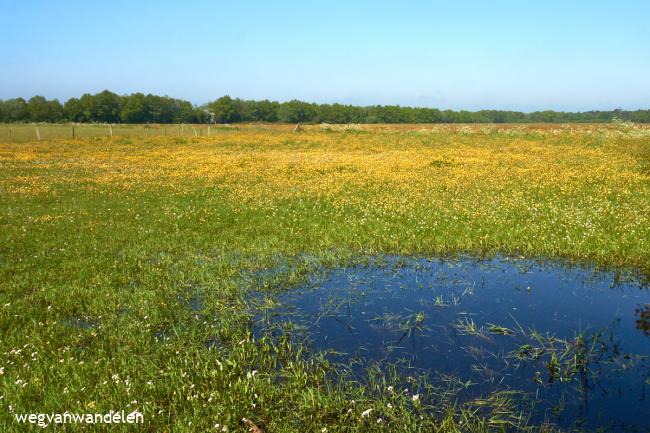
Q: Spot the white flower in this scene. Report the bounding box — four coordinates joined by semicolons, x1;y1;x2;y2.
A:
321;428;328;433
361;409;372;418
246;370;258;379
412;394;419;402
387;403;393;409
387;385;393;392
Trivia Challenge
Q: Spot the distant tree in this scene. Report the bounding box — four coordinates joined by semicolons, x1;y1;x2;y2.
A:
530;110;561;123
64;98;85;122
25;96;47;121
364;105;411;123
26;96;63;122
630;110;650;123
145;95;174;123
64;91;121;123
173;101;198;123
194;108;210;123
208;96;240;123
233;99;280;122
120;93;150;123
93;90;121;122
231;99;253;121
3;90;650;124
78;94;95;121
318;103;353;123
0;98;28;122
256;100;279;122
277;100;316;123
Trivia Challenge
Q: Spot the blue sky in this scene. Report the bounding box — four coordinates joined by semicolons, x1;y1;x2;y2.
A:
1;0;649;111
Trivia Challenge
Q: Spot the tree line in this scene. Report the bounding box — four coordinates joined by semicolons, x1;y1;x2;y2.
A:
2;91;649;124
0;91;208;124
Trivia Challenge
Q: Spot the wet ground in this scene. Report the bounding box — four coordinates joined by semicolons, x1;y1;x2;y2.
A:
255;256;650;431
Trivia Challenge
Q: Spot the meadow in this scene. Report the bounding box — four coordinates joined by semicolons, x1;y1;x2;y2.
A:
1;123;649;432
0;123;220;142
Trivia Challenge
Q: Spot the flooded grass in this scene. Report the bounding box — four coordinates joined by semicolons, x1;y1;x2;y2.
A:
254;256;650;430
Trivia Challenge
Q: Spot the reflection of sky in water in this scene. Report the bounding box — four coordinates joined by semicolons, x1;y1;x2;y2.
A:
255;256;650;430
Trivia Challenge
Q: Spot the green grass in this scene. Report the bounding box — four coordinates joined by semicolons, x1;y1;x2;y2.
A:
1;124;649;431
0;123;233;142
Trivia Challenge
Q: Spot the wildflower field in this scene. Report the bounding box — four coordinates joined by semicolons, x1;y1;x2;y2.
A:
1;123;649;432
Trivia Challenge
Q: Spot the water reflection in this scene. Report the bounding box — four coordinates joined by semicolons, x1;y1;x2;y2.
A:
636;304;650;337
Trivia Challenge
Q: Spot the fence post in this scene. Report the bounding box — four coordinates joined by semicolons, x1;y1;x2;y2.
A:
192;127;198;137
35;126;41;141
164;127;167;137
72;125;75;139
181;125;184;136
109;124;113;138
208;125;210;137
8;128;11;142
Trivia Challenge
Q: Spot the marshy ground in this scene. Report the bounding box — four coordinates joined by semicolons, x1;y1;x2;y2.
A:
1;123;649;431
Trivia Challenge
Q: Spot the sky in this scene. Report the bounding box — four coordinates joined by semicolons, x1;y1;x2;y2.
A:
1;0;649;111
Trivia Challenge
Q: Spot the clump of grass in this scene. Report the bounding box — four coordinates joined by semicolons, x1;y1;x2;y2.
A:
454;317;488;339
486;323;514;336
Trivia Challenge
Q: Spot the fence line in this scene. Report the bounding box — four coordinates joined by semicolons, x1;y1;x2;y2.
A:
0;123;234;142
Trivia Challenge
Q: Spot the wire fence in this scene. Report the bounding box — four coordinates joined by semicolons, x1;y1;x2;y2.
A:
0;123;231;142
3;122;639;143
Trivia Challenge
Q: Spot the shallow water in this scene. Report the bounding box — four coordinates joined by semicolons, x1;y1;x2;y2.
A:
256;256;650;430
